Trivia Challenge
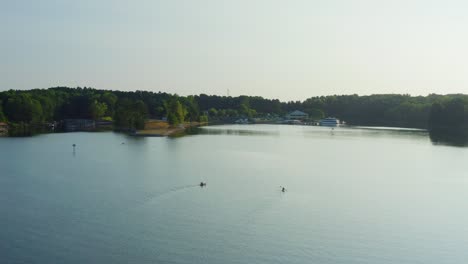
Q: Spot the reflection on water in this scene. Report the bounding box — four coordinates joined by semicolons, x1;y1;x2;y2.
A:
4;125;468;264
173;126;280;137
429;127;468;147
197;124;430;142
303;126;428;139
171;124;468;148
200;128;278;136
7;123;52;137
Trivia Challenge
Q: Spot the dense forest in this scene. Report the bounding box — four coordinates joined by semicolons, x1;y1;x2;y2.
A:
1;87;468;133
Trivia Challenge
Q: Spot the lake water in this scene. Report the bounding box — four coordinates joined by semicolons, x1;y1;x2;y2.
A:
2;124;468;264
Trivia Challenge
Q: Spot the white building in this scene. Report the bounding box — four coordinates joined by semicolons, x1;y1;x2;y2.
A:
286;110;308;120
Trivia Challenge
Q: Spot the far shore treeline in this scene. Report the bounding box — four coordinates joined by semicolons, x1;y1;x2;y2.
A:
0;87;468;135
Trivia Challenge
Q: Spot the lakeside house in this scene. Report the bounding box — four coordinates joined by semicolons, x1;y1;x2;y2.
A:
285;110;309;120
0;122;8;136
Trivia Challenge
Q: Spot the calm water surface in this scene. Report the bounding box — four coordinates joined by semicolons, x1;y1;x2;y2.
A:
1;125;468;264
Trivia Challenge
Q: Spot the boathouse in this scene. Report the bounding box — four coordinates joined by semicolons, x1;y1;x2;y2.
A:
286;110;309;120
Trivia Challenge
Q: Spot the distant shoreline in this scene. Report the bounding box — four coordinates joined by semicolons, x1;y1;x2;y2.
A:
132;120;206;137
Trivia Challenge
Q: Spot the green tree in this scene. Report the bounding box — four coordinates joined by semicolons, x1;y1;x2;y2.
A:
4;93;43;122
36;95;55;121
226;109;238;117
428;98;468;129
115;99;148;130
89;100;108;120
60;95;93;119
428;102;444;129
164;96;186;125
208;108;218;117
305;108;324;120
167;113;179;125
0;101;6;122
199;115;208;123
239;102;251;117
183;96;199;122
155;106;165;119
217;109;226;117
101;92;117;116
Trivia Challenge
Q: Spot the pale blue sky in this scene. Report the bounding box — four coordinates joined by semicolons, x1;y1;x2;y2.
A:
2;0;468;100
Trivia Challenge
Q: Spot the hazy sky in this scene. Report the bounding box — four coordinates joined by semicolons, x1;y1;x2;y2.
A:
2;0;468;101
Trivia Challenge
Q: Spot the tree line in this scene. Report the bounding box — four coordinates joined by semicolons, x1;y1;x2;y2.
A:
1;87;468;131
